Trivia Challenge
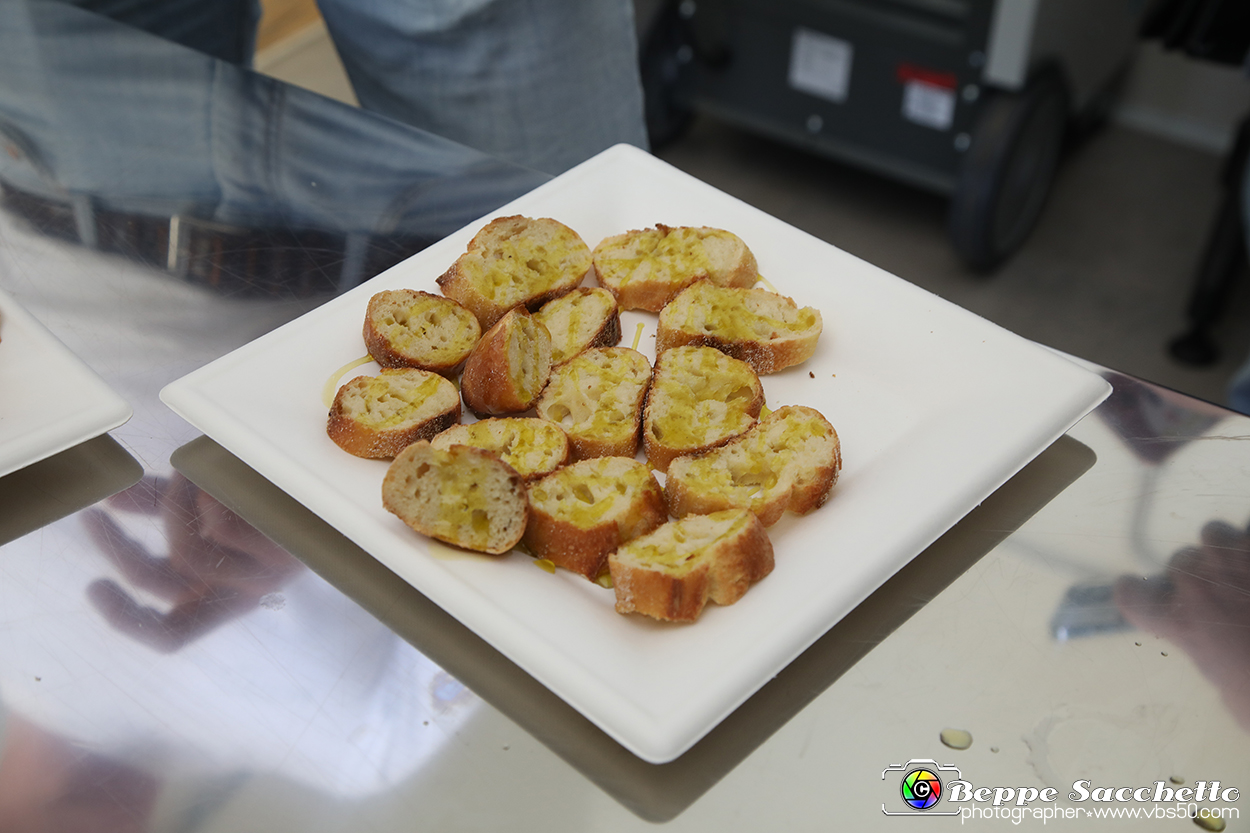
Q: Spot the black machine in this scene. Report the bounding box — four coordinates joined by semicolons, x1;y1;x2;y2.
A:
641;0;1145;270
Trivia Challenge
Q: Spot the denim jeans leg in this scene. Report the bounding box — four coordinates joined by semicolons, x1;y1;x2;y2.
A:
63;0;261;65
316;0;649;174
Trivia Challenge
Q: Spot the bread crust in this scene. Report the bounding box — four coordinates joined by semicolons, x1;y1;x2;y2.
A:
327;368;461;459
535;347;652;460
609;509;774;622
665;405;841;526
437;215;591;330
363;289;481;374
643;345;764;473
460;307;553;417
591;225;758;312
523;456;667;580
382;441;528;555
656;281;822;374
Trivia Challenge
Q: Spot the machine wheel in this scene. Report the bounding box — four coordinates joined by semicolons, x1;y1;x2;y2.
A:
639;0;696;150
948;70;1070;272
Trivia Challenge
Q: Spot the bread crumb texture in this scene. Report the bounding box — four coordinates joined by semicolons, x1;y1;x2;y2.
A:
592;225;758;312
382;441;527;554
431;418;569;480
656;281;822;374
609;508;774;622
533;286;622;365
666;405;841;526
645;345;763;471
327;368;460;458
523;456;666;579
536;347;652;459
363;289;481;371
438;216;590;329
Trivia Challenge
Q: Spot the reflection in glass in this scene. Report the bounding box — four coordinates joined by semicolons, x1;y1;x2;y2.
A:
0;0;548;302
1115;518;1250;734
0;476;476;831
1090;373;1250;734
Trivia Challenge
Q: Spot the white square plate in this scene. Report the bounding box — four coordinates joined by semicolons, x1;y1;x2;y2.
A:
160;145;1110;763
0;287;132;479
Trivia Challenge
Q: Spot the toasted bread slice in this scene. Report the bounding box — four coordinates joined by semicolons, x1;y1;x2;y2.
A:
382;441;527;555
643;345;764;473
609;508;774;622
656;281;822;374
431;418;569;481
327;368;461;459
665;405;840;526
459;308;553;417
534;286;622;366
591;225;758;312
535;347;652;459
524;456;667;580
437;215;591;330
363;289;481;374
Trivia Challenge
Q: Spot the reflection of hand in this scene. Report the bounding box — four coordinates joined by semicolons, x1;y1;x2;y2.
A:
82;474;303;652
1114;519;1250;730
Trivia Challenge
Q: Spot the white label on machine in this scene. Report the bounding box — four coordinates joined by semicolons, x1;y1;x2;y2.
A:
788;27;853;104
901;80;955;130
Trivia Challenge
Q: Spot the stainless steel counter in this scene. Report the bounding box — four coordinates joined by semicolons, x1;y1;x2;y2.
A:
1;3;1247;830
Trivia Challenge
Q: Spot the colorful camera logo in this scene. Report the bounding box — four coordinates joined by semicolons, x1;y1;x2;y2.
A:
901;768;943;810
882;759;961;816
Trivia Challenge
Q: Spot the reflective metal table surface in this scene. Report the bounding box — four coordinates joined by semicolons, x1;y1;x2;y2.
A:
1;3;1248;830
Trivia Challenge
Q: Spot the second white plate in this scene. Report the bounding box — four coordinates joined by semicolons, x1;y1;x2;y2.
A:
0;287;132;480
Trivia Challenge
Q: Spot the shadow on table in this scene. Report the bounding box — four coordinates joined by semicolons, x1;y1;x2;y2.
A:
0;434;143;547
171;432;1095;822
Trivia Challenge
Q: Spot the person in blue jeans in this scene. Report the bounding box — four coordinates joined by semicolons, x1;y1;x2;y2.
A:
64;0;650;176
2;0;640;295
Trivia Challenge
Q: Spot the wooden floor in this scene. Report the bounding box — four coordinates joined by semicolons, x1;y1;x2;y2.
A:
257;0;323;52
